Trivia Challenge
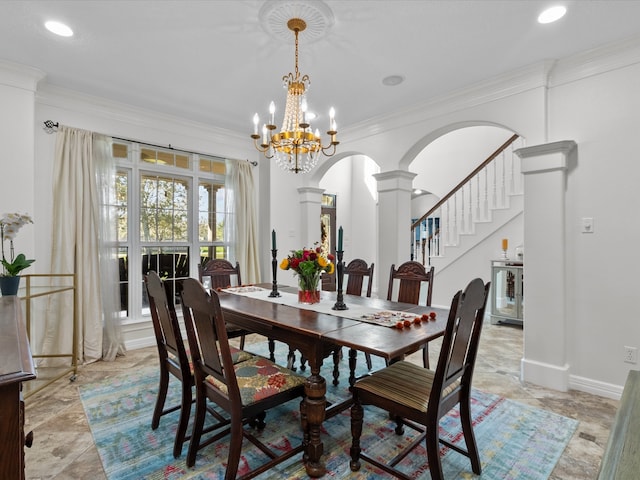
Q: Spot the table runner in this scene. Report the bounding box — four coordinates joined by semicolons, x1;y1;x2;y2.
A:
221;286;420;327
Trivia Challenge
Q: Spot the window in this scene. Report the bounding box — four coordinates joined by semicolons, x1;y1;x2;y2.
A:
112;141;228;321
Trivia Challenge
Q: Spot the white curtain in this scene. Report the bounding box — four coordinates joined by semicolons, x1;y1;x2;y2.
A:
41;126;124;365
225;159;261;283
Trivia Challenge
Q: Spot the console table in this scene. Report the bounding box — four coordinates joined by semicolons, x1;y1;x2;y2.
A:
0;296;36;479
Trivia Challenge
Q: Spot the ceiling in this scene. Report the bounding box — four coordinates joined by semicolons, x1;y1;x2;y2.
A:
2;0;640;136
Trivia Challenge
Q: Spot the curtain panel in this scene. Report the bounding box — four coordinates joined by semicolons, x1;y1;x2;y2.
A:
41;126;124;365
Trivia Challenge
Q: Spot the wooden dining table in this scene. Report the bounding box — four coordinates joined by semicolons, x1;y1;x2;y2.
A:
216;284;449;478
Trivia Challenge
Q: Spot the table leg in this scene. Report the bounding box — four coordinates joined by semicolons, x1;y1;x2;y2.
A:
302;366;327;477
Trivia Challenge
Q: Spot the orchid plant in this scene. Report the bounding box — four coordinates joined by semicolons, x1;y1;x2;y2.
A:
1;213;35;277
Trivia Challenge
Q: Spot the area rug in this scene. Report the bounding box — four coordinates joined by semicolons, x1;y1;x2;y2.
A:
80;342;578;479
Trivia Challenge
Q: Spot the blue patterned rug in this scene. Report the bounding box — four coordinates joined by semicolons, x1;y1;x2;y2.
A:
80;342;578;479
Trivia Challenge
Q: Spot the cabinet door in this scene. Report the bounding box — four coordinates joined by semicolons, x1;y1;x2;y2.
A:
492;267;519;319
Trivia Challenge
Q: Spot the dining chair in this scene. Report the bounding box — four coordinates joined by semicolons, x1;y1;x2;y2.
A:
198;259;249;350
144;271;254;458
344;259;375;373
387;261;435;367
349;277;491;480
179;278;307;477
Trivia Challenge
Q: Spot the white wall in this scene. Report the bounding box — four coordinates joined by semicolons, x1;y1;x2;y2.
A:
551;60;640;389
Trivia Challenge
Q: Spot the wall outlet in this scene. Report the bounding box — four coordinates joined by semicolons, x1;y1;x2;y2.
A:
624;346;637;364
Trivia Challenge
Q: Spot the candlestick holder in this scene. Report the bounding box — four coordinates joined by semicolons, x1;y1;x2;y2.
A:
269;248;281;297
501;248;508;260
332;249;348;310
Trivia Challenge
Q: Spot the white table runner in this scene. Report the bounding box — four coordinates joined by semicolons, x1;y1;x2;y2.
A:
221;286;420;328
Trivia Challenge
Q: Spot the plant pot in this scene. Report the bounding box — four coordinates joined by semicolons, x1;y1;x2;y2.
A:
0;275;21;296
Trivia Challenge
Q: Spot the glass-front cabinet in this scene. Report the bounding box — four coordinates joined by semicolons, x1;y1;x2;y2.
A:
490;260;524;325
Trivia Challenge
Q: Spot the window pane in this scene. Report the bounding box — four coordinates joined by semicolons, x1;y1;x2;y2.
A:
116;171;128;242
113;143;128;159
141;246;190;314
141;147;191;170
118;247;128;316
140;174;190;242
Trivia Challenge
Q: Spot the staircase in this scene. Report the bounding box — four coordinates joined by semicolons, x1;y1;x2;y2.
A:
411;134;525;275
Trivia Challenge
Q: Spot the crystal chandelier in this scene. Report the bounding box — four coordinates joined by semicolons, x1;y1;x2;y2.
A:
251;18;339;174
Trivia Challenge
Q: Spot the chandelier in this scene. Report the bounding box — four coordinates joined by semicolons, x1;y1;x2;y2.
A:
250;18;339;174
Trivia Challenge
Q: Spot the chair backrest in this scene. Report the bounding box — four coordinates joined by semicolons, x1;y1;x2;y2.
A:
198;259;242;290
430;278;490;410
144;271;189;375
387;261;435;306
344;259;374;297
180;278;240;405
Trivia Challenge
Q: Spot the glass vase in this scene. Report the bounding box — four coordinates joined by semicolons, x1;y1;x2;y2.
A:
298;273;321;304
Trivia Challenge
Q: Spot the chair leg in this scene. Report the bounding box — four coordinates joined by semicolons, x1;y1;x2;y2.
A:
268;338;276;361
186;387;208;468
151;367;169;429
425;419;444;480
422;344;430;369
348;348;357;389
173;381;192;458
460;395;482;474
239;333;246;350
365;352;373;370
287;347;297;370
224;418;245;480
332;348;341;386
349;400;364;472
300;398;309;464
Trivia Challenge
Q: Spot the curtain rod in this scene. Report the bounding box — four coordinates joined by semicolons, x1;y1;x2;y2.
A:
42;120;258;166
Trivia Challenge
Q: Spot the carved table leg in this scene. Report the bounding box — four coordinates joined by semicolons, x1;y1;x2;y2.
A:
302;366;327;476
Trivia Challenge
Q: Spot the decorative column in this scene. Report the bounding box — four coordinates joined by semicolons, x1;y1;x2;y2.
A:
0;60;44;261
516;140;576;392
373;170;417;294
297;186;325;247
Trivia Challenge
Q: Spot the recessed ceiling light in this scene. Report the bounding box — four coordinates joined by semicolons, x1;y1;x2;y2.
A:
538;6;567;24
45;20;74;37
382;75;405;87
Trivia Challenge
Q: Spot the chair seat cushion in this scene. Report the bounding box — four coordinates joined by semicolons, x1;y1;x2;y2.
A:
168;344;254;374
206;356;305;406
354;361;459;413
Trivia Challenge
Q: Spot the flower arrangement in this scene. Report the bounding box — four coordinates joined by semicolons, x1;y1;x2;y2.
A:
1;213;35;277
280;246;334;301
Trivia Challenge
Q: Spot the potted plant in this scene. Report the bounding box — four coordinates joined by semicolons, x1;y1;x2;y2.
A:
1;213;35;296
280;245;334;304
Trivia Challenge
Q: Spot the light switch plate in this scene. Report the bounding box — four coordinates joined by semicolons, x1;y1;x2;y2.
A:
581;217;594;233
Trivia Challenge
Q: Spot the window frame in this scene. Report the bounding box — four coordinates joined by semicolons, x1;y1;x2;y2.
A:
111;140;229;324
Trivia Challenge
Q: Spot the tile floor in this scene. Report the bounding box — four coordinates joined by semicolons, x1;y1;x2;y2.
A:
23;321;619;479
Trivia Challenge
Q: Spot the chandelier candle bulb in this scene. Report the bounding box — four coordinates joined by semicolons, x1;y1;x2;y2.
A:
253;114;259;135
269;101;275;125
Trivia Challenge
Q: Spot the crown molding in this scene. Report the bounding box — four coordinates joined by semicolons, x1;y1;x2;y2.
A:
549;34;640;87
0;59;45;92
36;83;246;145
345;34;640;143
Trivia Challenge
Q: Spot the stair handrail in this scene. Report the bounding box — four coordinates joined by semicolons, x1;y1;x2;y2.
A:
411;133;520;231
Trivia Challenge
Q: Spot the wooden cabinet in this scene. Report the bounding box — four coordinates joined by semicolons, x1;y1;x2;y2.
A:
490;259;524;325
0;296;36;479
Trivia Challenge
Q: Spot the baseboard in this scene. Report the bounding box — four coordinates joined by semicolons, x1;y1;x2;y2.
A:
521;357;569;391
569;374;623;400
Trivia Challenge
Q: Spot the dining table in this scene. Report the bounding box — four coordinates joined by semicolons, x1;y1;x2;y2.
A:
216;283;450;478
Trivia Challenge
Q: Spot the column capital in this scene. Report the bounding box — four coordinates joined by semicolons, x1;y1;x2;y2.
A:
516;140;577;174
296;186;325;204
373;170;417;192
